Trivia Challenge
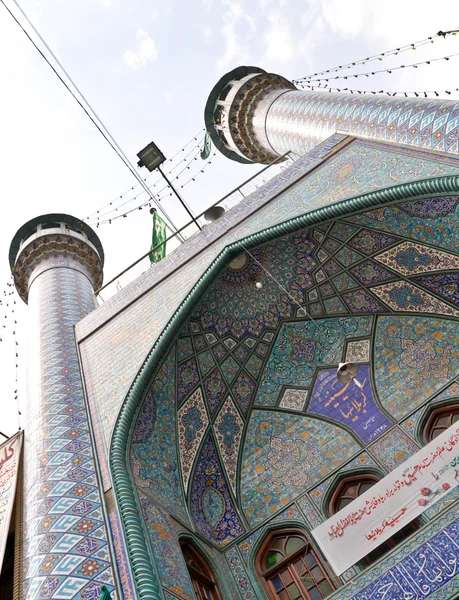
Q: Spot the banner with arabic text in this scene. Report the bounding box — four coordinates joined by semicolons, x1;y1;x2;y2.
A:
0;431;22;573
312;423;459;575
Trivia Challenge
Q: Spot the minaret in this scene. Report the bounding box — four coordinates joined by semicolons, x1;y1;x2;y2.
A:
204;66;459;164
10;216;116;599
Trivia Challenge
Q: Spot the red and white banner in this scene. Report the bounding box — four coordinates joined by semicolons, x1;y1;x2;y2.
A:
0;431;22;573
312;424;459;575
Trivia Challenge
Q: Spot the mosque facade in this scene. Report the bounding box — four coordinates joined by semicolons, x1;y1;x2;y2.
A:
7;67;459;600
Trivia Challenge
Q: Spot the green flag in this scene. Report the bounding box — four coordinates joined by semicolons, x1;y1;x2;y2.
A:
200;132;212;160
99;586;112;600
149;209;167;263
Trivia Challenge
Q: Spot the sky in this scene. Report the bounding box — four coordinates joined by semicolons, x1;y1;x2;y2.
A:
0;0;459;436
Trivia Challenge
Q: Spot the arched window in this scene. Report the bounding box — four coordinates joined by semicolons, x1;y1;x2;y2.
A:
180;541;221;600
329;473;418;567
423;403;459;444
256;529;335;600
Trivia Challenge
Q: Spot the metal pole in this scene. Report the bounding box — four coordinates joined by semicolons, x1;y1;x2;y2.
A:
157;166;202;231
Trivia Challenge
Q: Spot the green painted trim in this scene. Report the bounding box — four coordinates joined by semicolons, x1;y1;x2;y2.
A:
109;174;459;600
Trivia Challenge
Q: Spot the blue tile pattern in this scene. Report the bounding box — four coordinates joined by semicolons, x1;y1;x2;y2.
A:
256;317;373;406
240;410;360;525
139;496;194;599
22;268;115;599
190;434;245;546
130;347;188;523
308;366;392;443
374;316;459;420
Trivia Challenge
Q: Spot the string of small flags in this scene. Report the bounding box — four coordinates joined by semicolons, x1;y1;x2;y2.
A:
297;83;459;97
89;141;205;224
295;50;459;83
0;277;21;431
85;128;205;221
95;152;217;226
293;29;459;82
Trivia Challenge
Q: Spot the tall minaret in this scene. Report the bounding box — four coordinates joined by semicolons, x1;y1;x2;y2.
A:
204;66;459;164
10;216;116;599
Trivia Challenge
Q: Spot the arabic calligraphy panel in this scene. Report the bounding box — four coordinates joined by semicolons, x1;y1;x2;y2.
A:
308;366;392;443
350;520;459;600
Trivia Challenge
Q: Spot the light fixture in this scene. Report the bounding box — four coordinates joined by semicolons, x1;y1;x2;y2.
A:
136;141;166;172
204;206;225;222
337;362;363;389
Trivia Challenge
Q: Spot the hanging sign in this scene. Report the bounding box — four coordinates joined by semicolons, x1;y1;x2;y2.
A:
0;431;22;573
312;423;459;575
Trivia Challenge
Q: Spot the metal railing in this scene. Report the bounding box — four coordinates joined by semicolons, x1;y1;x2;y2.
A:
97;152;298;302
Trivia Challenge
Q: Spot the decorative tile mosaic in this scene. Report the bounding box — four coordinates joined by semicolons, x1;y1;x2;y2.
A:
232;371;256;416
178;387;209;493
309;479;332;510
234;345;251;364
177;357;200;403
220;356;240;385
323;296;347;314
139;496;194;599
190;434;245;546
109;510;135;600
329;222;359;242
22;268;115;599
400;408;425;440
341;289;387;313
256;317;372;406
322;236;341;255
434;381;459;401
424;487;459;520
244;354;263;379
197;350;216;377
214;397;244;494
350;230;400;255
345;339;370;363
78;142;459;479
350;260;396;285
339;451;379;474
336;246;365;267
414;272;459;307
238;529;264;563
225;547;257;600
308;366;392;443
374;316;459;419
296;495;323;528
130;347;188;522
193;232;316;340
333;272;359;292
203;368;228;416
369;427;420;471
177;337;193;363
323;259;342;276
279;388;308;411
193;334;207;352
371;281;459;317
317;248;329;263
346;518;459;600
271;503;304;525
240;410;360;525
349;195;459;254
318;282;335;297
375;240;459;276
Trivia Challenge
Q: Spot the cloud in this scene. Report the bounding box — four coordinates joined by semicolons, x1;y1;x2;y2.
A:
123;29;158;70
217;1;256;71
264;12;294;62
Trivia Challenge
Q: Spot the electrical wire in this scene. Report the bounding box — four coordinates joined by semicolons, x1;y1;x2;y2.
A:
89;136;205;222
296;50;459;83
296;83;459;98
1;0;183;238
85;129;205;220
294;28;459;82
